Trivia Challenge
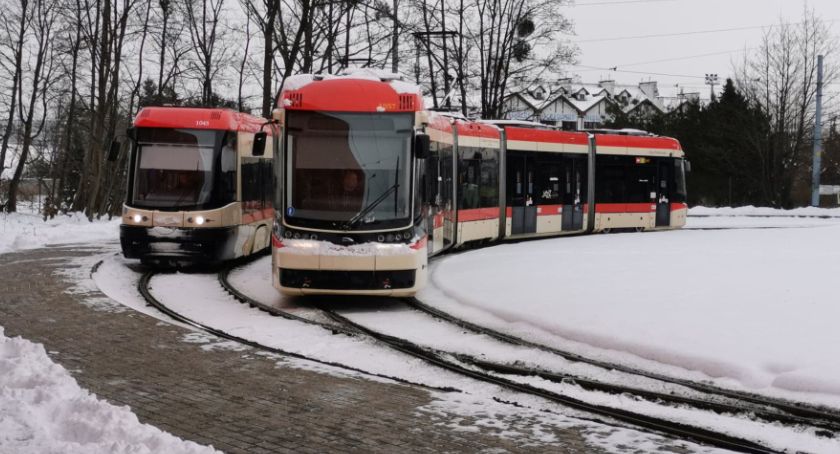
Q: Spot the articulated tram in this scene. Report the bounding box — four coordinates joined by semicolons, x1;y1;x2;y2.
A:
118;107;276;265
269;73;687;296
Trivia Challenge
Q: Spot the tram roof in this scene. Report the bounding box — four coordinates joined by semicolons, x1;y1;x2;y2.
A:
505;127;589;145
594;133;682;152
278;72;425;114
134;107;269;134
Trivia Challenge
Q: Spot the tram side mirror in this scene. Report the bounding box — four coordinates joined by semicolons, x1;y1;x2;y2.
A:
252;131;267;156
107;140;121;162
684;160;692;173
415;133;430;159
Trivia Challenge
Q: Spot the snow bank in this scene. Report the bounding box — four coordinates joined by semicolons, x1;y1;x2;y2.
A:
0;326;218;454
690;205;840;217
0;212;119;254
424;222;840;407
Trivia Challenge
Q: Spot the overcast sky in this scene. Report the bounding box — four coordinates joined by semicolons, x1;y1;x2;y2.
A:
566;0;840;99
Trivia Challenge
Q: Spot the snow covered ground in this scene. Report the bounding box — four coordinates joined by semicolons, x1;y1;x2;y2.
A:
0;327;218;454
0;209;118;254
6;204;840;452
90;254;707;452
689;205;840;217
422;207;840;410
0;208;212;454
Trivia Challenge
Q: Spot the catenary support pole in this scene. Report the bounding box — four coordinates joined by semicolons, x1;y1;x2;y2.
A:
392;0;399;73
811;55;824;207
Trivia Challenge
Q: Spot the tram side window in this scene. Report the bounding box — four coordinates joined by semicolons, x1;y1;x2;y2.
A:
535;157;563;205
415;153;426;220
426;142;441;206
241;158;272;209
673;158;687;203
626;158;656;203
595;155;627;203
458;146;498;209
459;149;481;209
262;160;272;207
217;133;237;205
439;143;454;210
479;151;498;208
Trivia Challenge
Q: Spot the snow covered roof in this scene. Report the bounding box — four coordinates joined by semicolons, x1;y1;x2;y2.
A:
280;70;423;97
565;94;613;113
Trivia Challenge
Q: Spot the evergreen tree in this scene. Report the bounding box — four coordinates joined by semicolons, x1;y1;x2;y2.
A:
138;79;181;107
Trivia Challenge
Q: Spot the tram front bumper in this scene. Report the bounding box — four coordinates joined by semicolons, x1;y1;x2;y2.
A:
120;225;238;263
272;240;428;296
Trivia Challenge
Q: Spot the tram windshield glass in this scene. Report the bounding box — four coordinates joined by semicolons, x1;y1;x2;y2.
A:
284;111;413;230
131;128;234;210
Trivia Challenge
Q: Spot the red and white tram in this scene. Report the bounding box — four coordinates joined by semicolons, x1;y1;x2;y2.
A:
269;73;687;296
118;107;276;265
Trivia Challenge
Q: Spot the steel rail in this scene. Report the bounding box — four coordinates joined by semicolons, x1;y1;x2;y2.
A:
405;297;840;428
459;356;840;432
317;305;779;454
136;270;455;392
217;262;835;444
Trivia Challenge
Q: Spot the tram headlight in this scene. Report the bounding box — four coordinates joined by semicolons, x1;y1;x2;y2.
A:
194;216;206;225
394;233;402;241
132;214;142;223
377;235;385;242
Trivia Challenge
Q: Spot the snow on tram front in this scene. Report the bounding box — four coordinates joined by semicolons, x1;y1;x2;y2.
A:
270;71;430;296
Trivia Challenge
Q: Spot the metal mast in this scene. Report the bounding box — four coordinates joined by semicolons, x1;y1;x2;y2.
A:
811;55;824;207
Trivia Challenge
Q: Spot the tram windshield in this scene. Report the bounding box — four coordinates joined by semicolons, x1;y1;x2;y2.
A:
131;128;235;210
284;111;413;230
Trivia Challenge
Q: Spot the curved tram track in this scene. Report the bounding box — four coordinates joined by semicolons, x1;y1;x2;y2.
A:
136;268;453;392
120;218;840;454
403;297;840;429
216;264;840;453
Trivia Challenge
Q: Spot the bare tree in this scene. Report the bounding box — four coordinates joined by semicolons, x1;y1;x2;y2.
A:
0;0;33;186
127;1;153;116
242;0;278;117
470;0;574;118
736;8;838;206
183;0;229;105
236;7;253;112
71;0;137;217
6;0;59;212
150;0;189;99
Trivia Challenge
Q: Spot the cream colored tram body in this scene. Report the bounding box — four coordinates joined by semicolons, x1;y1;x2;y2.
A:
270;74;687;296
120;107;275;265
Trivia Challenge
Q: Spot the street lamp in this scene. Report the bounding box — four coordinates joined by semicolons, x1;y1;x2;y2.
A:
705;73;719;101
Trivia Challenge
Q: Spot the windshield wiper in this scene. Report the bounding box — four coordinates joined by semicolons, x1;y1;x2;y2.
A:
343;157;401;230
342;182;399;230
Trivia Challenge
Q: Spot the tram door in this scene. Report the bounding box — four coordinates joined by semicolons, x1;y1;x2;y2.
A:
440;144;456;248
656;159;671;227
507;154;537;235
562;156;585;231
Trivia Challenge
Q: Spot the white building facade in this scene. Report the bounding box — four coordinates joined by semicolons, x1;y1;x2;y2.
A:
502;79;698;130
